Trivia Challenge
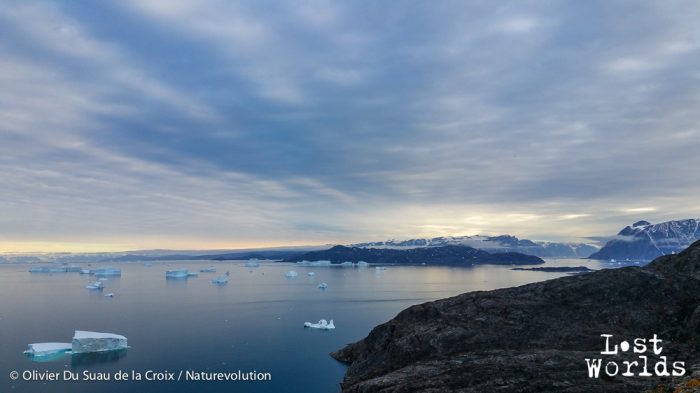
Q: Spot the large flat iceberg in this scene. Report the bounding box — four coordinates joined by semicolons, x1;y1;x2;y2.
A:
92;267;121;276
72;331;127;354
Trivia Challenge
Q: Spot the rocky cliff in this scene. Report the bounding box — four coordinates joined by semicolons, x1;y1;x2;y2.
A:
332;240;700;392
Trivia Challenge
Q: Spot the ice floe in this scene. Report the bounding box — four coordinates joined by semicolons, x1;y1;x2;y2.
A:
304;319;335;330
212;276;229;285
165;269;189;278
285;270;298;277
317;282;328;289
92;267;121;276
86;281;104;290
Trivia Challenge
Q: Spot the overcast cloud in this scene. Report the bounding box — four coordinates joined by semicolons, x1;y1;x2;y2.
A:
1;1;699;251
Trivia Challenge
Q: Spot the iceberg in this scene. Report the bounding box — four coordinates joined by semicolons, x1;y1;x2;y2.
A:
311;260;332;266
80;269;92;275
200;267;216;273
86;281;104;290
285;270;298;277
24;342;72;357
304;319;335;330
166;268;189;278
72;331;127;354
245;259;260;268
307;272;316;276
339;261;354;267
187;271;199;277
212;276;229;285
29;265;68;273
375;266;387;270
317;282;328;289
92;267;121;276
357;261;369;267
104;293;114;298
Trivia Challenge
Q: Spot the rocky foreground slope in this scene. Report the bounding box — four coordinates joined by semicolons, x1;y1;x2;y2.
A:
332;240;700;392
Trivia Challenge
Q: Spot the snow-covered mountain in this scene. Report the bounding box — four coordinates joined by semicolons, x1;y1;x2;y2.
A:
351;235;599;258
589;219;700;261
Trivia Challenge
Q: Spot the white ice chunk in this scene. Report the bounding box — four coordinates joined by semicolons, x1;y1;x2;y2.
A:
245;259;260;268
72;331;127;354
212;276;229;285
285;270;298;277
24;342;72;357
357;261;369;267
317;282;328;289
340;261;354;267
86;281;104;290
93;267;121;276
375;266;387;270
80;269;91;275
307;272;316;276
104;293;114;297
303;319;335;330
166;268;188;278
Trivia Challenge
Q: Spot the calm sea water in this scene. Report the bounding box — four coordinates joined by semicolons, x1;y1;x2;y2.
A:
0;258;626;393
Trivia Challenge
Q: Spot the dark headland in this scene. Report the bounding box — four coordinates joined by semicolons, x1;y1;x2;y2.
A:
331;240;700;392
285;245;545;266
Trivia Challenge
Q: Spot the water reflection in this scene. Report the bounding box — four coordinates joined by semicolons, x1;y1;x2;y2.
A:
72;349;128;368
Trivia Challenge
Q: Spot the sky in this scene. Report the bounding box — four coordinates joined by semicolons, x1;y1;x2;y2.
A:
1;1;699;252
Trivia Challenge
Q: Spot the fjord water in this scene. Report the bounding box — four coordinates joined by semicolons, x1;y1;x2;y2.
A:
0;259;619;393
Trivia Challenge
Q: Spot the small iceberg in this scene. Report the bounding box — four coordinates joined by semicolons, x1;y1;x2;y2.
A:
357;261;369;267
285;270;298;278
212;276;229;285
72;331;127;354
104;293;114;298
245;259;260;268
339;261;354;267
200;267;216;273
304;319;335;330
29;265;68;273
317;282;328;289
24;342;72;358
92;267;121;277
80;269;92;275
307;272;316;276
187;271;199;277
311;260;332;266
86;281;104;290
375;266;387;270
166;268;189;278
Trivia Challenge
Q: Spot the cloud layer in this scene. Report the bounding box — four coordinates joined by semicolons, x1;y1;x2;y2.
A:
1;1;699;251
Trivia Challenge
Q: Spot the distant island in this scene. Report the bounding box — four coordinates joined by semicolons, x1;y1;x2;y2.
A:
352;235;598;258
511;266;594;272
284;245;545;266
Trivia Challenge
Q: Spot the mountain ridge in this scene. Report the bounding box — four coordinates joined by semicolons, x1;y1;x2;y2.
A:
589;218;700;261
